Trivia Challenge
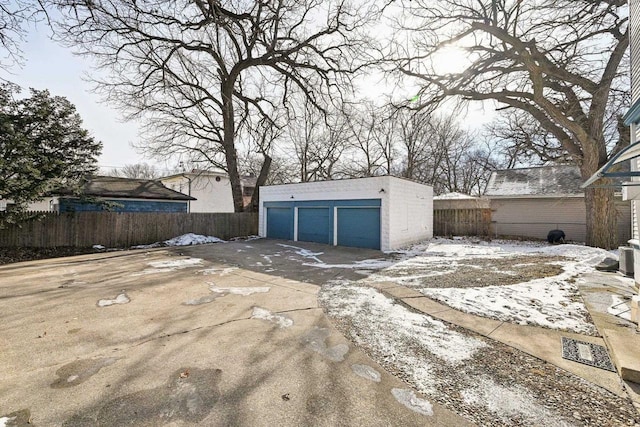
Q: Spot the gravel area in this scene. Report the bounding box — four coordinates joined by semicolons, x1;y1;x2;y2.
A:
371;255;567;289
320;283;639;427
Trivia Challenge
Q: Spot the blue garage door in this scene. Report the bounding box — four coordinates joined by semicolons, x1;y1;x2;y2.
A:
297;207;331;245
267;207;293;240
337;207;381;250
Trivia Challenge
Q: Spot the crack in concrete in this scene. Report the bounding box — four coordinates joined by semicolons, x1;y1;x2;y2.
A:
274;306;321;314
486;322;505;337
129;316;253;349
126;306;320;349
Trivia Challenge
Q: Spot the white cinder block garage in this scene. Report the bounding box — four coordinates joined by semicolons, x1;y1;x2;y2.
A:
259;176;433;251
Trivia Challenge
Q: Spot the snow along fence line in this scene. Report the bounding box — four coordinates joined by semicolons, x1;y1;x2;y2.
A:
0;212;258;248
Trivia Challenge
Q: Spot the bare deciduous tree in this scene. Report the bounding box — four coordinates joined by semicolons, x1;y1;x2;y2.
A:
54;0;374;211
108;163;160;180
0;0;46;70
391;0;629;248
287;101;349;182
341;102;393;177
394;110;497;195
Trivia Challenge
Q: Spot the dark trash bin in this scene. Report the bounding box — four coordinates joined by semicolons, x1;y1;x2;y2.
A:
547;229;565;244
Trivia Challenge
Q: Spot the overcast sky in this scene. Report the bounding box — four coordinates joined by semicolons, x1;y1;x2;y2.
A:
0;22;150;172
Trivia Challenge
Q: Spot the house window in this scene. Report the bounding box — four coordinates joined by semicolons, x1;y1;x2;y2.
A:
243;186;254;197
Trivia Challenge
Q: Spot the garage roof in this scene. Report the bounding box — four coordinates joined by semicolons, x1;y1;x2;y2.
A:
486;165;583;197
56;176;196;201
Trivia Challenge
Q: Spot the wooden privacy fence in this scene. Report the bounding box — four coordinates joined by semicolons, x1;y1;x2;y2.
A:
433;208;492;237
0;212;258;248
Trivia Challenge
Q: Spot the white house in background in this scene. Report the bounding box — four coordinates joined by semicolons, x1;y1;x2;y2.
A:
259;176;433;251
161;170;233;213
160;170;257;213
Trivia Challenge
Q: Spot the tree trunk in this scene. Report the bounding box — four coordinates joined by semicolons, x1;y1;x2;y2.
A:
581;171;618;249
222;83;245;213
248;154;272;213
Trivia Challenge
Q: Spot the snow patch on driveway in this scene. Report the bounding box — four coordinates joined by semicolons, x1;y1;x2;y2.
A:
300;327;349;362
97;293;130;307
134;257;204;275
351;364;381;382
0;416;15;427
276;243;324;263
391;389;433;417
208;286;270;296
251;307;293;328
148;258;204;269
198;267;238;276
303;259;396;270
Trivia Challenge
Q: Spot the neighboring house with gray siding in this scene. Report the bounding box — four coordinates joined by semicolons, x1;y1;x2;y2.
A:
487;165;631;244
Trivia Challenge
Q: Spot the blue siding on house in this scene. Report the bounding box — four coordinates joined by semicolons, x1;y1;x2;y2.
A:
59;199;188;213
263;199;381;249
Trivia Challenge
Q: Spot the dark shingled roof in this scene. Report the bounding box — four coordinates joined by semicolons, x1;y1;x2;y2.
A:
485;165;583;197
57;176;196;201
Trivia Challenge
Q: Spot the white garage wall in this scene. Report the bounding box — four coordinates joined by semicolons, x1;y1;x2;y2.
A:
260;176;391;248
388;178;433;249
259;176;434;251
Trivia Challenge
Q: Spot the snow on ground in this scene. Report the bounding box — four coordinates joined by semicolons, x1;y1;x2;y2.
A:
303;259;396;270
133;257;204;275
250;307;293;328
208;285;270;296
97;293;130;307
273;238;614;335
276;243;324;263
351;364;381;382
164;233;225;246
320;284;570;425
460;376;572;426
149;258;204;269
357;239;614;335
198;267;238;276
421;275;597;334
276;243;395;270
412;241;613;334
320;284;487;394
391;389;433;416
132;233;225;249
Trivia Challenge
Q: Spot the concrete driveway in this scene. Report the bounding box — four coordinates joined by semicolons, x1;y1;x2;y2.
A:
0;240;468;426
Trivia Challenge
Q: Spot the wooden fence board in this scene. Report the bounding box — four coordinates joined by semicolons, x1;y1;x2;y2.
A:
0;212;258;248
433;208;492;237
